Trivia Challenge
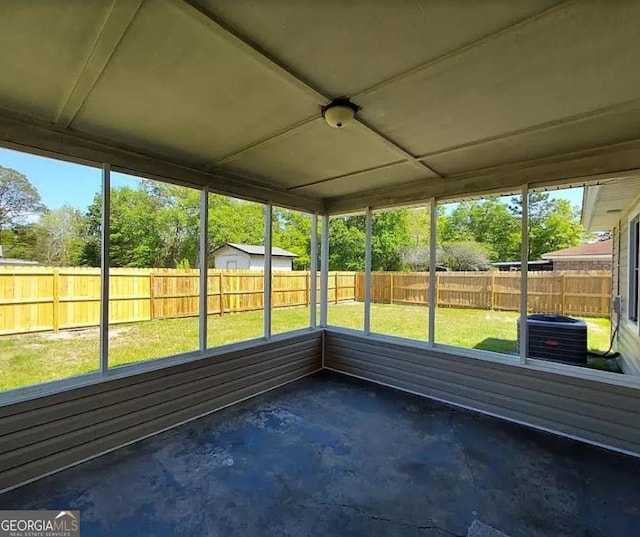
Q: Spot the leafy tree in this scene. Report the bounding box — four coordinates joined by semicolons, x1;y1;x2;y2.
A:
155;184;200;267
510;192;586;260
328;216;365;271
81;184;270;269
440;241;492;271
78;194;102;267
35;205;85;265
0;165;44;234
0;224;39;260
208;195;265;255
400;245;431;271
371;210;412;271
327;211;412;271
176;258;191;270
443;199;520;261
406;206;431;248
272;208;312;269
109;186;167;267
80;186;165;268
1;158;585;273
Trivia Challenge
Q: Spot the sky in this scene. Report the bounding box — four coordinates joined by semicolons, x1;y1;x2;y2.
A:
0;146;584;212
0;147;138;211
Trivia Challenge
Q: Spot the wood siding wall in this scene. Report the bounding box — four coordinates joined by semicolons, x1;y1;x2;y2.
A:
0;332;322;492
324;330;640;455
615;212;640;374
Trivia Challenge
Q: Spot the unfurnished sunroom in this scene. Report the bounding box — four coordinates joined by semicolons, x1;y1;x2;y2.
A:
0;2;639;536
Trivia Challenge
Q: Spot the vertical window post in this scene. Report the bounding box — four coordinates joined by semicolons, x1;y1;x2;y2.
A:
199;187;208;352
264;203;272;339
629;215;639;323
428;197;437;346
519;184;529;364
99;163;110;374
310;213;318;329
364;207;372;335
320;214;329;327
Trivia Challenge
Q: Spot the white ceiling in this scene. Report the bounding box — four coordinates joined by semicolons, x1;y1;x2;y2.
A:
1;0;640;213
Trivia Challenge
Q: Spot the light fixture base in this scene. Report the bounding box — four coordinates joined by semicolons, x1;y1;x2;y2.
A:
321;98;360;128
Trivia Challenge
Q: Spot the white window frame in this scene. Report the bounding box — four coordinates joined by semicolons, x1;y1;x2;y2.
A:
2;143;640;403
322;185;640;388
0;150;322;405
628;208;640;327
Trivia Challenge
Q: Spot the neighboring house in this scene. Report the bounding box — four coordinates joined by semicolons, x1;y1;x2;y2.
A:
541;240;613;271
0;245;39;266
582;179;640;376
492;260;554;272
210;243;298;271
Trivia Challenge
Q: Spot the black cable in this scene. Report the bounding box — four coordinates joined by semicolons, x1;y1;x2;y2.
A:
587;310;620;359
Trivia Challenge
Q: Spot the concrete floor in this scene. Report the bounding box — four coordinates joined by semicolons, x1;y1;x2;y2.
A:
2;371;639;537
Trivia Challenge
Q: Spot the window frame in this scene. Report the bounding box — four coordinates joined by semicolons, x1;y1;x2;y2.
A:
2;141;640;404
0;148;319;404
629;211;640;325
324;184;640;387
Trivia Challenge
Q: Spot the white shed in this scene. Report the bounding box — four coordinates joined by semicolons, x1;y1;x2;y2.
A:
211;243;298;271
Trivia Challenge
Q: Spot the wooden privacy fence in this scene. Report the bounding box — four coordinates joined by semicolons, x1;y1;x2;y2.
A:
0;267;609;336
355;271;611;318
0;267;357;336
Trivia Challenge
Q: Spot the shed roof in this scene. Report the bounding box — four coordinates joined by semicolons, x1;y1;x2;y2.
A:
211;243;298;258
0;258;39;266
541;240;613;259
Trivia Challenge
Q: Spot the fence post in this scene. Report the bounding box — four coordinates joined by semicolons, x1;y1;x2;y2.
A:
436;273;441;307
52;268;60;333
335;272;339;304
149;271;155;320
561;273;566;315
390;273;394;304
219;272;224;316
306;270;310;306
490;272;496;310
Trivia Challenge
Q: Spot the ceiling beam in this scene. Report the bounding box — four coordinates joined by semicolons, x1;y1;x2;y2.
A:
55;0;144;127
214;115;317;166
288;160;407;191
351;0;571;101
352;120;439;177
192;0;571;177
416;98;640;162
0;110;323;214
173;0;440;178
173;0;325;103
325;138;640;214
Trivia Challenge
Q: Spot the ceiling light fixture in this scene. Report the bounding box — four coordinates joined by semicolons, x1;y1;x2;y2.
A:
322;98;360;128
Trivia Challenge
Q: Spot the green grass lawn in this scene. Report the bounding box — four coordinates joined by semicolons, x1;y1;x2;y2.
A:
0;303;612;392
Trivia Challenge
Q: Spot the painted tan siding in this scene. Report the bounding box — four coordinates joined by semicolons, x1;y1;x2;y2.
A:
325;330;640;456
615;211;640;375
0;332;322;492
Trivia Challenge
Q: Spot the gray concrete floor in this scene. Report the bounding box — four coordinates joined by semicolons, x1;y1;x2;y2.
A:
1;371;639;536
